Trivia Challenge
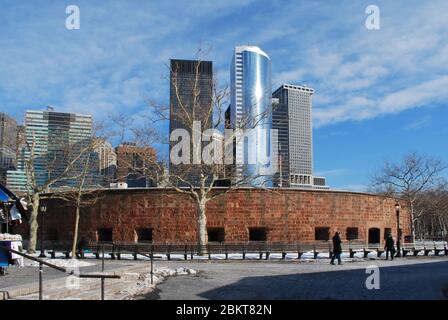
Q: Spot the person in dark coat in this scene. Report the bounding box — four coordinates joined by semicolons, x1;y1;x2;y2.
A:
330;232;342;265
384;233;395;260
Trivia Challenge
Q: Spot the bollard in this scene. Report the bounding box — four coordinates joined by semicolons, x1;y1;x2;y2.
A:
150;253;154;285
39;262;43;300
101;278;105;300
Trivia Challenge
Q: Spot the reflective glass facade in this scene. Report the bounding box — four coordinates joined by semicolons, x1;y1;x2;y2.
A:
230;46;273;187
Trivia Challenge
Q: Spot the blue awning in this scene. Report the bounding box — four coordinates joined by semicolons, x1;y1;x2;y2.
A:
0;184;16;203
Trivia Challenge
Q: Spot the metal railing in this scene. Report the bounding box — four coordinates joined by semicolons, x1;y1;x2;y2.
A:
0;245;121;300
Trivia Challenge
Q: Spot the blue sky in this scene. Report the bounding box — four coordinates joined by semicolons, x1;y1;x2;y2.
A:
1;0;447;191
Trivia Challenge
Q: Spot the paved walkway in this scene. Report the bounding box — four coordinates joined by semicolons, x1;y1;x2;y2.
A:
141;257;448;300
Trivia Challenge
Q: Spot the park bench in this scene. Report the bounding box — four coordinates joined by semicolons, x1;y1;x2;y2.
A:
348;241;365;258
264;243;294;260
410;242;425;256
47;241;73;259
165;244;190;260
313;241;332;259
401;243;413;257
431;241;447;256
366;243;384;258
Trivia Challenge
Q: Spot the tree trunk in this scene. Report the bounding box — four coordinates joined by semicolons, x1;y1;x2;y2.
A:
27;193;40;253
410;202;417;241
197;199;207;254
71;206;80;259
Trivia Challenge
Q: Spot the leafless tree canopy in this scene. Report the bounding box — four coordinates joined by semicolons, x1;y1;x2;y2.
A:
371;152;447;240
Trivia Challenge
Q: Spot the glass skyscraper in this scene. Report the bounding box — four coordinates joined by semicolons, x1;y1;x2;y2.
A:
6;109;99;192
229;46;273;187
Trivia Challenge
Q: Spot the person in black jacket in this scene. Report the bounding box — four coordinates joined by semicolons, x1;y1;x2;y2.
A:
385;233;395;260
330;232;342;265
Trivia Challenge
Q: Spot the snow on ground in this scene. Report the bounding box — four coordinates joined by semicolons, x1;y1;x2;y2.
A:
25;258;93;268
118;267;197;299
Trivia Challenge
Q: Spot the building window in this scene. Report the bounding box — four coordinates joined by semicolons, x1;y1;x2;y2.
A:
249;228;267;242
135;228;153;242
346;227;358;240
207;228;225;243
97;228;113;242
315;227;330;241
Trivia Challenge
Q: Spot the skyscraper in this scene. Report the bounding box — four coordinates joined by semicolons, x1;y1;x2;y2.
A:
229;46;273;187
272;84;328;189
0;113;18;185
94;138;117;186
169;59;213;185
6;108;97;191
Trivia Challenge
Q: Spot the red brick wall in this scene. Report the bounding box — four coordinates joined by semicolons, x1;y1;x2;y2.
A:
16;188;411;245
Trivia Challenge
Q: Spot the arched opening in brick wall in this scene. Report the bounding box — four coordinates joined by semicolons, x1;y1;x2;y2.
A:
368;228;380;244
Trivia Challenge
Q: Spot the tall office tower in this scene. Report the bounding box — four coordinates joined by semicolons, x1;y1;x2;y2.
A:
271;98;290;187
169;59;213;186
6;108;98;192
116;143;157;188
0;113;18;185
229;46;273;187
94;138;117;186
272;84;328;189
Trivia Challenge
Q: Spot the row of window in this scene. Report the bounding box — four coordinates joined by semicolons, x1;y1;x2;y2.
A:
42;227;398;243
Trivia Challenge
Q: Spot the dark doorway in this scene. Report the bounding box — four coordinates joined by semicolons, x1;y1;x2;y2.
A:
136;228;153;242
315;227;330;241
368;228;381;244
97;228;113;242
249;228;267;242
208;228;225;243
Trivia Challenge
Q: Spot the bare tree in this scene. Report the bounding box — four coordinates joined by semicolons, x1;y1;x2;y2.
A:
110;49;277;250
19;127;100;253
414;180;448;240
371;152;447;240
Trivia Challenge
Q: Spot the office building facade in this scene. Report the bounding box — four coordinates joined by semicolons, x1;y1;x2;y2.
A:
229;46;273;187
169;59;213;186
272;84;328;189
0;113;18;185
6;109;97;192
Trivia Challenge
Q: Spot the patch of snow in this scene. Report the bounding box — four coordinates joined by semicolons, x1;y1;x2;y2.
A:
26;258;93;268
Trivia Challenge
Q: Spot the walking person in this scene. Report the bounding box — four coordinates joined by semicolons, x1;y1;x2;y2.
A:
330;232;342;265
385;233;395;260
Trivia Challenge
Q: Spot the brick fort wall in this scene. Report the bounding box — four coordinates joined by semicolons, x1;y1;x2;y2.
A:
17;188;411;245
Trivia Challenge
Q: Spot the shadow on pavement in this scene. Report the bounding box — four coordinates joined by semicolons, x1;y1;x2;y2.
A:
198;261;448;300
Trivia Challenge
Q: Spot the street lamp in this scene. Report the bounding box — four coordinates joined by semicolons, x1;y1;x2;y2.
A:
39;203;47;258
395;203;401;257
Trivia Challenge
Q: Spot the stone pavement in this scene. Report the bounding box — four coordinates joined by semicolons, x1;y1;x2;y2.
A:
139;257;448;300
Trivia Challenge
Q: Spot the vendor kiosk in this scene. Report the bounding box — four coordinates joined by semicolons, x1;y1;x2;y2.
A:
0;184;25;275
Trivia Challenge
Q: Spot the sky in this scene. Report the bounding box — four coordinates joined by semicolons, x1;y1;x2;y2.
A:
0;0;447;191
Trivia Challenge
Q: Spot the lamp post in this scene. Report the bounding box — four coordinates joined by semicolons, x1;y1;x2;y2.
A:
39;204;47;258
395;203;401;257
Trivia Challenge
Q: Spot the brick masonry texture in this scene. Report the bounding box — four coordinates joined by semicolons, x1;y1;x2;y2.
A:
16;189;411;244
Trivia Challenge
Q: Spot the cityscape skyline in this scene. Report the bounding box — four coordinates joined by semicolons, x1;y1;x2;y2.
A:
1;1;447;191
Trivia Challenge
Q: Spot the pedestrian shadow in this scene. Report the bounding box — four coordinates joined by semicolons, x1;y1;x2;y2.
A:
198;260;448;300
